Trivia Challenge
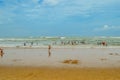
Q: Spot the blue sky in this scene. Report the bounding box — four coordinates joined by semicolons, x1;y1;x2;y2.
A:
0;0;120;37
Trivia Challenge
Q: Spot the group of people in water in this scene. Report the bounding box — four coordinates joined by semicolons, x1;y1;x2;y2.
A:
22;40;108;47
60;40;84;45
0;40;107;58
23;42;34;46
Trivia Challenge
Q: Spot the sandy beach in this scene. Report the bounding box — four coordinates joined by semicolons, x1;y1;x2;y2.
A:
0;46;120;80
0;46;120;67
1;0;120;79
0;66;120;80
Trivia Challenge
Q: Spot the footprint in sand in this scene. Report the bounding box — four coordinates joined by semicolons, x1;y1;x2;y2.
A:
109;53;120;56
62;59;72;64
100;58;107;61
109;53;114;55
71;60;79;64
115;53;119;56
62;59;80;64
12;59;22;62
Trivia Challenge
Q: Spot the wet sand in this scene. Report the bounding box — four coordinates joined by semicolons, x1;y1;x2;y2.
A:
0;47;120;80
0;47;120;67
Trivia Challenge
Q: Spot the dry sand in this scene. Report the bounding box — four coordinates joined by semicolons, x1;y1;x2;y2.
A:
0;66;120;80
0;47;120;80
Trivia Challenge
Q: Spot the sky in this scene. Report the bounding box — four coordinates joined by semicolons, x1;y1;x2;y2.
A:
0;0;120;37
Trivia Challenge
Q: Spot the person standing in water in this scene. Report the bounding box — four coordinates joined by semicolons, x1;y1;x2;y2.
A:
48;45;51;57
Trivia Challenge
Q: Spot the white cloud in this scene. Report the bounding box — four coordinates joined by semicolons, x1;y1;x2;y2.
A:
43;0;60;6
103;25;110;30
1;0;120;23
102;25;120;30
94;25;120;31
16;0;120;22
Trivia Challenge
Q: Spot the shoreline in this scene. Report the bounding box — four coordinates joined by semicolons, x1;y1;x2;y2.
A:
1;45;120;49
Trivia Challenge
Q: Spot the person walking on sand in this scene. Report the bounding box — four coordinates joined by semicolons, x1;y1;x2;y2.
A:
0;48;4;58
48;45;51;57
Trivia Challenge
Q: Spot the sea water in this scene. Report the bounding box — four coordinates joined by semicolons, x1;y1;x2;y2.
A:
0;36;120;47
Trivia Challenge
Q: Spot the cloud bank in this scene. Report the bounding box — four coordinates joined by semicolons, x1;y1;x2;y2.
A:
0;0;120;36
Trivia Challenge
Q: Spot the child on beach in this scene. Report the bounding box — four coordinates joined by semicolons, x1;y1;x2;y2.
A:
48;45;51;57
0;48;4;57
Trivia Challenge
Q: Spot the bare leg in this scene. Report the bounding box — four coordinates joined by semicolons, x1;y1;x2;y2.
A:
48;50;51;57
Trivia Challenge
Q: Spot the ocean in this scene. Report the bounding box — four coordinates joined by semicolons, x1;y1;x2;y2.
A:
0;37;120;47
